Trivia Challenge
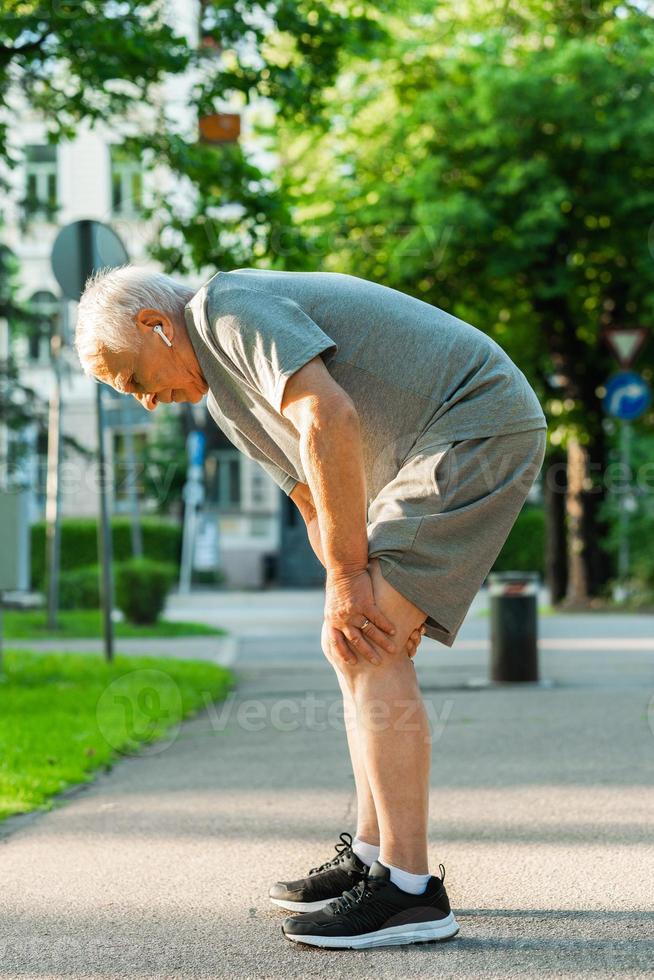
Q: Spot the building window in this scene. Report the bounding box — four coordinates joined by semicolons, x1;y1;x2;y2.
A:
251;470;267;506
207;449;241;508
251;517;269;537
27;291;58;365
24;145;58;221
110;146;143;216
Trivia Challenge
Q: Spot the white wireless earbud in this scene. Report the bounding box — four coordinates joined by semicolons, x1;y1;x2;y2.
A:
153;323;173;348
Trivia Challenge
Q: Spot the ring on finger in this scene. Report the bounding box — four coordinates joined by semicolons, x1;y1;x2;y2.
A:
360;617;371;632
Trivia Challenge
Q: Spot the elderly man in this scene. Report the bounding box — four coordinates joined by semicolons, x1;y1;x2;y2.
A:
76;265;546;950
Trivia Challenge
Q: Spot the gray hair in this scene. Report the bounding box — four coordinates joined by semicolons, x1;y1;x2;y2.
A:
74;265;195;374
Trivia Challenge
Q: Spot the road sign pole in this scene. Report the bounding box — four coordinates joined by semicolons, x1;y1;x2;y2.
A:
45;330;63;630
81;219;115;663
602;316;652;603
51;218;129;663
617;419;631;601
179;432;205;595
96;382;114;662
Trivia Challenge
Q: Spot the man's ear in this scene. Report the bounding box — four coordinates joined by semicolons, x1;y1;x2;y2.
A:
135;309;175;345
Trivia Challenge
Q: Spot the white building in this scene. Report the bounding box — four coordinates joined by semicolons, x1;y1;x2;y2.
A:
1;3;289;588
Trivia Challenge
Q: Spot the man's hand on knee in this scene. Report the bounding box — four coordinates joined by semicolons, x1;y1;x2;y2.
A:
323;567;398;667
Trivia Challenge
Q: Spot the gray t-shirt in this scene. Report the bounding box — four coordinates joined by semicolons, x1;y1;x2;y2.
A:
184;269;546;504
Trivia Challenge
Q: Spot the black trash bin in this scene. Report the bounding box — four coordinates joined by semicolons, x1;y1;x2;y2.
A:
488;571;540;683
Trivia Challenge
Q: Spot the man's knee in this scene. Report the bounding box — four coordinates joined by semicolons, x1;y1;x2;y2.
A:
320;559;427;675
366;557;428;654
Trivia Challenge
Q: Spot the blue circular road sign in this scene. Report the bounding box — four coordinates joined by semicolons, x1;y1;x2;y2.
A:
603;371;651;421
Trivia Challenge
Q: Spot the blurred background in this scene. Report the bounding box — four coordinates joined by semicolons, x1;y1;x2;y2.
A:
1;0;653;615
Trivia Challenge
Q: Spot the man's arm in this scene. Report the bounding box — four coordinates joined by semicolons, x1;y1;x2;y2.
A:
286;392;425;659
288;482;316;524
282;359;369;579
282;356;398;664
289;482;326;567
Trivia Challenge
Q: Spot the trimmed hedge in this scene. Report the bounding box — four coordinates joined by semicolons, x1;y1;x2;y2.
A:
59;565;101;610
31;518;182;590
58;560;177;620
491;506;545;576
115;559;177;624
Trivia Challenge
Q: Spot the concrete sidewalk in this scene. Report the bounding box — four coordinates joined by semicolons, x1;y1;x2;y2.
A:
1;600;653;978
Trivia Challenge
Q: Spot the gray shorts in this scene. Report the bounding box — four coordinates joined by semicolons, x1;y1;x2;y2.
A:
366;427;547;646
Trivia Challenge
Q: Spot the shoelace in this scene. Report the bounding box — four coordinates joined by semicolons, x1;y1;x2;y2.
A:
330;863;447;914
328;873;379;914
308;832;355;876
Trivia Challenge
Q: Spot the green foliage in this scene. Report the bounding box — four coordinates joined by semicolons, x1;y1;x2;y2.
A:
1;0;388;494
277;6;654;439
31;518;182;589
58;565;100;610
1;0;390;277
492;508;546;576
0;650;233;820
140;407;187;513
0;3;189;157
599;425;654;593
632;555;654;608
114;558;177;625
143;1;388;275
274;2;654;597
0;247;46;472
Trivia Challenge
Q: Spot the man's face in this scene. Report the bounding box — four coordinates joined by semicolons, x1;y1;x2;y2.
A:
89;310;207;411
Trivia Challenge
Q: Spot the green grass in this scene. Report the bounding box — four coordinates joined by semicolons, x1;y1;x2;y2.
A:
0;649;233;821
2;609;225;640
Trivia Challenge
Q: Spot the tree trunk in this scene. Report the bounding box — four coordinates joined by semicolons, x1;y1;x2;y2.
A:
565;436;589;605
544;448;567;604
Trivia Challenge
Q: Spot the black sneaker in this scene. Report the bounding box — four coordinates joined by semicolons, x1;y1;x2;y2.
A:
269;832;368;913
281;859;460;949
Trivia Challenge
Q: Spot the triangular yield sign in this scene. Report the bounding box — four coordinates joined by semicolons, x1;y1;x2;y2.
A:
604;327;648;368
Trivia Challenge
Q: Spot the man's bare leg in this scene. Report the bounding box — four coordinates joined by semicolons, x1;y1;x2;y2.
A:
324;557;431;874
334;668;380;846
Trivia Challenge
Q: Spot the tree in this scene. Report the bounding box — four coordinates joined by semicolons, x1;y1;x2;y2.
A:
270;1;654;602
0;0;387;466
0;244;45;478
123;1;389;276
0;2;189;150
0;1;188;476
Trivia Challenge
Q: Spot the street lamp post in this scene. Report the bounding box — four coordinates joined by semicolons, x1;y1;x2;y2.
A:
51;219;129;662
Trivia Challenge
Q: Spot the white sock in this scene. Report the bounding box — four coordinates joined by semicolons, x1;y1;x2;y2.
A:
352;836;380;868
379;857;431;895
